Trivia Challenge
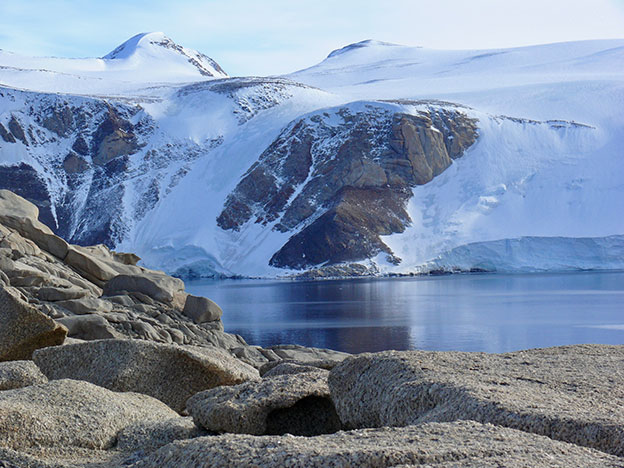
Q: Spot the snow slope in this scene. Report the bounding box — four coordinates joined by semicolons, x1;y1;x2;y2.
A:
0;34;622;276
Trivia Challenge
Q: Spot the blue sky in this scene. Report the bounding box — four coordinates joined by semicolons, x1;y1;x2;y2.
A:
1;0;623;76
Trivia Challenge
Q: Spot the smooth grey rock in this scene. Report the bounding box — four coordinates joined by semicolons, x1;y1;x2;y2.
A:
37;285;89;302
105;294;135;307
131;320;163;341
0;190;68;258
104;272;185;307
0;268;10;286
56;314;121;340
329;344;624;456
127;420;624;468
0;379;177;450
187;369;340;436
0;286;66;361
182;294;223;323
117;417;205;452
0;360;47;390
55;296;113;315
64;245;118;284
33;339;259;412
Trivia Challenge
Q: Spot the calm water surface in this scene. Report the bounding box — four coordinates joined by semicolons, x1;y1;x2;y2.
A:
185;271;624;354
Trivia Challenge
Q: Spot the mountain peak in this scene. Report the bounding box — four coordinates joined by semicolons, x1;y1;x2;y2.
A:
327;40;404;59
103;32;169;60
103;32;227;78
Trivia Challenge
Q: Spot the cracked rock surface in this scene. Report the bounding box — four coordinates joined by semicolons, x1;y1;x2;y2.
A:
329;344;624;456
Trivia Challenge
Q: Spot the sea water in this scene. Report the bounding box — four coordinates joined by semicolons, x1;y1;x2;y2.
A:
185;271;624;354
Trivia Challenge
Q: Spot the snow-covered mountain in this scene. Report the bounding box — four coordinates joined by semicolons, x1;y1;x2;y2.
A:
0;32;227;96
0;34;623;277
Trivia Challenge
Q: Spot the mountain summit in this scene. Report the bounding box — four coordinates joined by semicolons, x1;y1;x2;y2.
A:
0;32;227;95
103;32;227;78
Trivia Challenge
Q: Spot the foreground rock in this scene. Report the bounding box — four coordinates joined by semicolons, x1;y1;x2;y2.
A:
0;379;177;450
128;421;623;468
0;189;68;258
0;360;47;390
329;344;624;456
0;286;67;361
188;369;340;436
117;417;205;452
0;190;289;369
33;339;260;412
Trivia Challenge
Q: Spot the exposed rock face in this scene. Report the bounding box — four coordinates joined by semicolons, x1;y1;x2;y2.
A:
91;105;141;166
128;421;623;468
328;344;624;456
0;379;178;450
33;339;260;412
0;90;158;247
218;102;478;269
0;360;48;390
187;369;340;436
0;286;67;361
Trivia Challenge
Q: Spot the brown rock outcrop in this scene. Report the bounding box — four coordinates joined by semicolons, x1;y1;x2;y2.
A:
218;102;478;269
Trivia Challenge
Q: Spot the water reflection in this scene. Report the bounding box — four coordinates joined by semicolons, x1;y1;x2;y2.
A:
186;271;624;354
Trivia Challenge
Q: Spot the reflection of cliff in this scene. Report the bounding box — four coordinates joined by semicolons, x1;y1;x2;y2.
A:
187;272;624;354
202;279;415;352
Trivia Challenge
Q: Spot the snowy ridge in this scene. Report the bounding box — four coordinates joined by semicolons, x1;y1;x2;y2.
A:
0;32;227;96
0;34;623;277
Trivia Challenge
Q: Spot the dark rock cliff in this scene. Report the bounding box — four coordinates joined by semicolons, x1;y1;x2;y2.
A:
218;102;478;269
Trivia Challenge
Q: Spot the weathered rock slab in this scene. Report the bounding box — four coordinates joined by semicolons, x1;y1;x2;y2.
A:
0;286;66;361
127;421;624;468
187;369;340;436
182;294;223;323
103;272;185;306
265;344;349;367
329;344;624;456
56;314;121;340
117;417;205;452
0;379;177;450
0;360;47;390
0;189;68;259
55;296;113;315
33;339;259;412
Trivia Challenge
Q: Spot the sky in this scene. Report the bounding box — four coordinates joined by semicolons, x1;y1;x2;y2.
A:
0;0;623;76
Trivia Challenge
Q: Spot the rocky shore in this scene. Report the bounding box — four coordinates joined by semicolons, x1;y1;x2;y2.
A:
0;189;622;467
